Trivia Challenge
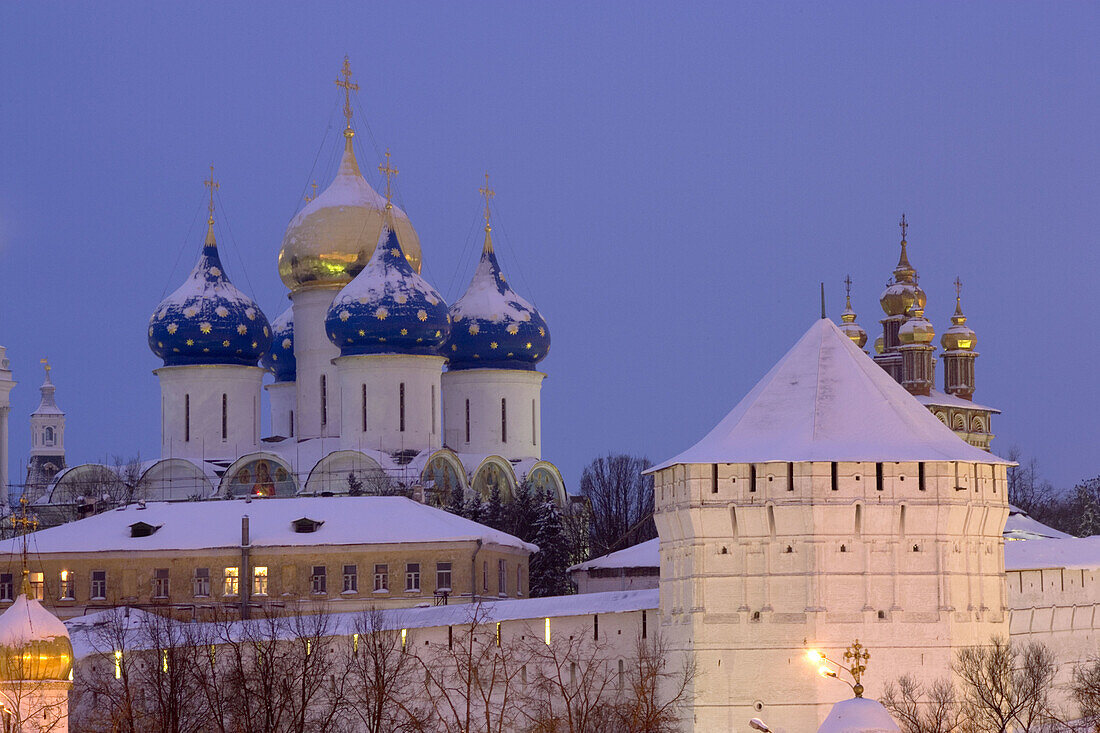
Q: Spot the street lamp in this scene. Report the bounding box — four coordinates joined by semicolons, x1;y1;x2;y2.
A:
749;719;771;731
805;639;872;698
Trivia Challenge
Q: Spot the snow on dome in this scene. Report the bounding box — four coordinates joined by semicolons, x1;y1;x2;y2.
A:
261;305;296;382
651;319;1012;469
325;225;449;356
0;589;73;681
278;137;422;290
817;697;900;733
149;220;272;367
446;228;549;370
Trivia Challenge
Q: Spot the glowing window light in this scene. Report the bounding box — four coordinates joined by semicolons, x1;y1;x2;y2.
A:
544;618;551;646
401;629;407;651
495;622;501;648
352;633;359;654
161;649;168;673
113;650;122;679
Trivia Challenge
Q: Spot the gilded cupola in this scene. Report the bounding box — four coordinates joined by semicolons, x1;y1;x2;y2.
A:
149;172;272;367
898;304;936;345
941;278;977;352
879;214;927;317
278;57;422;292
837;275;868;350
446;178;550;370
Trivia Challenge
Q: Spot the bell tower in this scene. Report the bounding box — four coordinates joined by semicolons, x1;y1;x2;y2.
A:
0;347;14;507
24;359;65;504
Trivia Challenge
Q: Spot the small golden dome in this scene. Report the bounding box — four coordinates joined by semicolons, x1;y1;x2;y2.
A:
898;306;935;345
278;134;422;291
837;279;867;349
941;287;977;352
879;218;926;317
0;587;73;682
874;335;885;354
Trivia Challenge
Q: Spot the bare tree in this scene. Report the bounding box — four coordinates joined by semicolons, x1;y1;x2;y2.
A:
579;454;656;558
343;607;428;732
881;674;963;733
953;637;1068;733
520;629;618;733
128;610;205;733
1070;657;1100;731
72;607;142;733
609;631;697;733
280;609;347;733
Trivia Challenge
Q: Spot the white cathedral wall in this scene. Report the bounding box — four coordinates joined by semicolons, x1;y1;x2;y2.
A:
265;380;296;439
155;365;263;462
653;460;1010;732
441;369;544;460
291;287;342;440
334;354;445;455
29;413;64;457
0;681;71;733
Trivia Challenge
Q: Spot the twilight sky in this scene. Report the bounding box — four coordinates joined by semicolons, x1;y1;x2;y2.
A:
1;3;1097;492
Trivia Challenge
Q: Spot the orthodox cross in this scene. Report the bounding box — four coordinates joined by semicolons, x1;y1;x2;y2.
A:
844;274;853;300
11;496;39;591
954;276;963;299
39;357;50;375
378;149;398;209
899;213;908;242
479;172;495;230
304;181;318;203
335;55;359;132
204;165;220;221
843;639;871;697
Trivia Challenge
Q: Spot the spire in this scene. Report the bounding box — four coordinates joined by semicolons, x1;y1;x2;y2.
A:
11;496;38;597
335;55;359;140
479;171;496;254
378;148;398;213
203;164;220;247
893;213;915;283
952;276;966;321
838;276;868;350
33;357;60;414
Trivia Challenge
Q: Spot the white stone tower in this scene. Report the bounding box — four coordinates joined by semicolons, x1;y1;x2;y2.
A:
24;360;66;503
651;318;1010;732
0;348;14;507
278;57;421;441
148;171;271;462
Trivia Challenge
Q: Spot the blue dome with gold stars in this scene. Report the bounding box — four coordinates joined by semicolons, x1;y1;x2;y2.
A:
149;217;271;367
446;226;549;370
261;306;295;381
325;224;450;356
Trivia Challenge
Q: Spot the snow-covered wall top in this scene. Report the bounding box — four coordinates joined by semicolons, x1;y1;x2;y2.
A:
568;538;659;573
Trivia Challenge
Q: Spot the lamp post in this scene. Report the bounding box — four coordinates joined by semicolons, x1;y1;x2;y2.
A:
806;639;872;698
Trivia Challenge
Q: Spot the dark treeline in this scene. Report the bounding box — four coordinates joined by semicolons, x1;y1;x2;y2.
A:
1007;446;1100;538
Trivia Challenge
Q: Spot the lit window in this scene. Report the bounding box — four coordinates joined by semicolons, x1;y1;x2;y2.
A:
224;567;239;596
343;565;357;593
153;569;170;599
91;570;106;600
311;566;327;594
252;567;268;596
113;650;122;679
193;568;210;597
544;617;551;645
29;572;44;601
405;563;420;593
59;570;74;600
0;573;13;602
374;565;388;592
436;562;452;592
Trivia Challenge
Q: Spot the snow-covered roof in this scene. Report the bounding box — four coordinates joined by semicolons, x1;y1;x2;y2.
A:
569;538;659;573
1005;536;1100;571
915;389;1000;414
68;589;658;660
817;697;900;732
1003;507;1071;541
9;496;536;554
0;593;70;647
652;319;1012;470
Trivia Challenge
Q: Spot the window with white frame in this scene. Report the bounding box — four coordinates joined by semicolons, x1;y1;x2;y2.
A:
311;566;327;594
343;565;357;593
223;567;239;596
193;568;210;597
91;570;106;600
59;570;74;600
253;566;268;596
153;568;170;599
405;563;420;593
374;564;388;592
436;562;451;592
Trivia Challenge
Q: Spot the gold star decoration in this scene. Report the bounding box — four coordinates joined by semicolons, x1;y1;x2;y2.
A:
167;323;178;334
186;339;195;346
452;344;457;352
263;327;269;336
215;306;229;317
507;324;519;335
210;267;221;277
375;307;388;320
282;338;292;349
490;342;498;349
237;324;248;335
400;328;408;335
417;309;428;322
200;322;212;334
395;294;407;304
390;248;400;257
469;324;480;335
245;308;256;320
339;310;351;322
358;329;366;336
222;340;230;347
538;327;546;336
525;342;532;349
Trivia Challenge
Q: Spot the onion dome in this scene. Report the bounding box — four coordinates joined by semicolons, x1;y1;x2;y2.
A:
873;335;885;354
446;215;550;370
880;215;926;317
837;277;867;350
149;193;272;367
325;222;449;356
898;305;935;345
278;60;421;291
941;279;977;352
261;306;296;381
0;576;73;681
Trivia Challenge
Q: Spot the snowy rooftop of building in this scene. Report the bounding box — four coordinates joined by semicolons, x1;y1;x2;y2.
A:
1003;506;1072;541
652;319;1011;470
8;497;536;554
66;589;658;660
915;389;1000;414
1005;535;1100;571
568;538;659;573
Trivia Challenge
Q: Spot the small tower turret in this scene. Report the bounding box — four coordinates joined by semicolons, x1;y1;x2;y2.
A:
837;276;868;352
24;360;66;504
873;215;926;382
0;348;14;507
940;278;978;400
897;304;936;396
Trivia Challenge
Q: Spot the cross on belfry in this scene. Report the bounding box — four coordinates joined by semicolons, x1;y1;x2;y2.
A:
335;55;359;132
304;181;318;203
899;213;908;242
204;164;220;220
40;357;50;374
378;149;398;209
955;276;963;299
844;274;853;299
479;171;495;230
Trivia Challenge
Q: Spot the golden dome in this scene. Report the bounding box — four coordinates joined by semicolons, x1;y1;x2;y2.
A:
837;280;867;349
0;586;73;682
278;133;422;291
898;306;935;345
880;217;926;317
874;335;884;354
941;287;977;352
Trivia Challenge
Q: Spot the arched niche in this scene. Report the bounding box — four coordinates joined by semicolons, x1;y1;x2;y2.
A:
971;416;986;433
139;458;214;501
524;461;568;507
304;450;388;495
471;456;518;502
952;414;967;431
420;449;467;506
219;453;298;498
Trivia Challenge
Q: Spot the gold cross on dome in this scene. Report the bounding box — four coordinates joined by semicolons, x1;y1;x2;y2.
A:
479;171;495;230
204;164;220;221
378;149;398;209
304;181;318;203
843;274;853;299
899;213;908;242
954;276;963;299
39;357;50;374
335;55;359;132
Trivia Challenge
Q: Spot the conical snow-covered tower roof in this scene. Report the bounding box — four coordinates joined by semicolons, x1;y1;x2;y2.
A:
31;361;63;417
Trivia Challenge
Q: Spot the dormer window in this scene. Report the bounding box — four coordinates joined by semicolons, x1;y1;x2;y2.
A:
130;521;161;538
292;517;324;534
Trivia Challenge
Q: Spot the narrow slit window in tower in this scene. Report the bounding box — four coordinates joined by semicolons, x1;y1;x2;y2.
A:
501;398;507;443
854;504;862;538
289;410;295;438
320;375;327;427
399;383;406;432
362;384;367;432
918;462;926;491
221;394;227;440
767;505;776;539
831;462;838;491
465;399;470;443
431;385;436;434
711;464;719;494
532;399;537;445
876;462;884;491
749;464;757;492
185;394;190;442
787;462;794;491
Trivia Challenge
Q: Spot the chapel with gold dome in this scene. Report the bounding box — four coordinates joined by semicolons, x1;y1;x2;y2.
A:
837;215;997;450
